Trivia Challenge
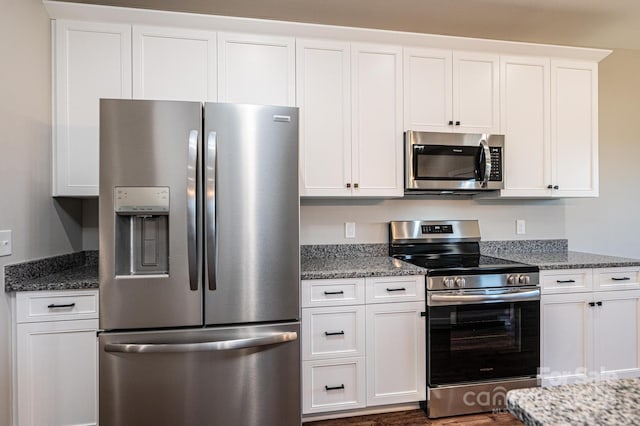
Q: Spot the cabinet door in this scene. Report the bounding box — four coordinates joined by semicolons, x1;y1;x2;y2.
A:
551;60;599;197
403;47;452;132
500;56;552;197
593;290;640;380
217;32;295;106
365;302;425;405
352;43;404;197
540;293;593;386
16;319;98;426
53;20;131;196
452;51;500;133
297;39;352;197
133;26;216;101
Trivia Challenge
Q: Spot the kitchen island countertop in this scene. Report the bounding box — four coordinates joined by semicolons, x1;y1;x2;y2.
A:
507;378;640;425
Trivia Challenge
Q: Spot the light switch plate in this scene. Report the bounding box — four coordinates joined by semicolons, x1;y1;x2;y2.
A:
516;220;526;235
0;230;12;257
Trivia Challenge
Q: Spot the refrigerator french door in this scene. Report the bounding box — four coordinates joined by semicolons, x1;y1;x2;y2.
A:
98;100;301;426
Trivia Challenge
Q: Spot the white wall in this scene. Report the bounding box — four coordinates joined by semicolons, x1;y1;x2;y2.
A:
0;0;83;424
301;198;565;244
565;49;640;259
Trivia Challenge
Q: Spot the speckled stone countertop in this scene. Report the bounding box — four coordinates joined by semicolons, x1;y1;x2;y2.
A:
491;251;640;270
4;251;98;292
507;378;640;425
301;256;427;280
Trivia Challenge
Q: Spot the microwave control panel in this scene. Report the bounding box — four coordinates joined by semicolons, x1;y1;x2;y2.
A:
489;147;502;181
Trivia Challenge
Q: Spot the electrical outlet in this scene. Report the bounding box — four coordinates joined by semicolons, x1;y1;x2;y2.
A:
516;220;526;235
345;222;356;239
0;230;12;256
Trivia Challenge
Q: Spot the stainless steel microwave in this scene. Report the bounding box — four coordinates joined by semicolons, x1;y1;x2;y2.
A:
405;131;504;194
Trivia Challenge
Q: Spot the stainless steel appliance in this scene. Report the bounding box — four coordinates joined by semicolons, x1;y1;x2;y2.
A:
405;131;504;194
389;220;540;418
98;100;301;426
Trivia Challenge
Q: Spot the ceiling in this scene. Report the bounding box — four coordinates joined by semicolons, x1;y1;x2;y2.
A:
55;0;640;50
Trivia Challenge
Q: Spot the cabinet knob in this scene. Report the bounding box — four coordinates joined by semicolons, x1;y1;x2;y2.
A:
354;183;359;189
553;185;559;190
448;120;454;125
547;185;553;189
455;121;461;126
346;183;351;188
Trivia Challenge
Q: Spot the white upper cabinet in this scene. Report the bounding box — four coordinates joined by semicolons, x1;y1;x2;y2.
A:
551;60;599;197
500;56;551;197
217;32;295;106
298;41;403;197
404;48;499;133
351;43;404;197
500;58;598;198
133;26;217;101
53;20;131;197
297;39;352;197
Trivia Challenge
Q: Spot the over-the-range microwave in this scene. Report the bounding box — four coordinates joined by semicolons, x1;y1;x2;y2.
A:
405;130;504;194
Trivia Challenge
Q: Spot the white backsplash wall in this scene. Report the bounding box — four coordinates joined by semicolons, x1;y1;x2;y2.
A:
301;198;566;244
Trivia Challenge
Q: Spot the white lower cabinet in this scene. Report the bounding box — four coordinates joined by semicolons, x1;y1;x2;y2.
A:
14;290;99;426
540;268;640;387
365;302;425;406
301;276;425;417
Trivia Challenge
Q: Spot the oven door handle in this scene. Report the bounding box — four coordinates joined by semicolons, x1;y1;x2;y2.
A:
429;288;540;305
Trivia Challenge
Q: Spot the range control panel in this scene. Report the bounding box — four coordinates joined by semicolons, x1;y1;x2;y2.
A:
421;224;453;234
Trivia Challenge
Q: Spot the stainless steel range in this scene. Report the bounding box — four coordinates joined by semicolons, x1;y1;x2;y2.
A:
389;220;540;418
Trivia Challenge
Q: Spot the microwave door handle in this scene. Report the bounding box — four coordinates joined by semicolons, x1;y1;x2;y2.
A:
187;129;199;291
479;136;491;188
206;131;217;291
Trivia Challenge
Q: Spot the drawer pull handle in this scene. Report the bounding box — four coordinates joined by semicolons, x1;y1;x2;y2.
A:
325;384;345;391
324;330;345;336
47;303;76;309
611;277;631;281
556;280;576;284
324;290;344;295
386;287;406;292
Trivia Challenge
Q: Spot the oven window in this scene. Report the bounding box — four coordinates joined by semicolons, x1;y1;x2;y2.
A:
428;300;539;386
414;145;479;180
450;305;520;353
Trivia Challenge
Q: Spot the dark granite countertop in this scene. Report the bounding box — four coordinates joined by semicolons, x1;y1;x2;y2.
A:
492;251;640;270
507;378;640;425
4;251;98;292
301;256;427;280
6;265;98;292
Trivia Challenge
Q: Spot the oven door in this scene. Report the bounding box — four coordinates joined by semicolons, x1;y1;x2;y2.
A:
427;288;540;386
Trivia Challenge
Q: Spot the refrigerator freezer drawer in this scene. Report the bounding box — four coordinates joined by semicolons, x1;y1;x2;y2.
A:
99;322;301;426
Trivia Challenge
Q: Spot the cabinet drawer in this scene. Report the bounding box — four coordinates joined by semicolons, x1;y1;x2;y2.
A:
302;306;365;360
365;276;425;303
594;267;640;291
302;278;365;307
16;290;99;323
302;357;366;414
541;269;592;294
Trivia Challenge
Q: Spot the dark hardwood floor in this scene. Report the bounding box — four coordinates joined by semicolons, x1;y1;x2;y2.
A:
304;409;523;425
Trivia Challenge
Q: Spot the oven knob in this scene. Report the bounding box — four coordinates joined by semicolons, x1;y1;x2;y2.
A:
519;275;531;285
455;277;466;288
507;275;518;285
443;277;455;288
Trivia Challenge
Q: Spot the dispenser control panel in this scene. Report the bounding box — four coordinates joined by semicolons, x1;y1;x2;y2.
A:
114;187;169;214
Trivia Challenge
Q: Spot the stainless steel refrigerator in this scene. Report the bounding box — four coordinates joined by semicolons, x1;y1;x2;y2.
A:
98;100;301;426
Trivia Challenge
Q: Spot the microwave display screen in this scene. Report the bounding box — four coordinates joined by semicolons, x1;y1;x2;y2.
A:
414;145;478;180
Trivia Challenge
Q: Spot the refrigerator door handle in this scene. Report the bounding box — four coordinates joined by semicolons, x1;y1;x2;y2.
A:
187;129;199;291
104;331;298;353
206;131;218;291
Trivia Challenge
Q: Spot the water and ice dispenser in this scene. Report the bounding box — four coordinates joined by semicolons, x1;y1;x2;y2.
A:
114;187;170;276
